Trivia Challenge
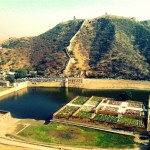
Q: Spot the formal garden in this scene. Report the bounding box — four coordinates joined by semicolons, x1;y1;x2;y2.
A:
53;96;146;131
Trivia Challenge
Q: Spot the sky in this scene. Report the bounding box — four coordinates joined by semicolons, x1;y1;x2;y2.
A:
0;0;150;41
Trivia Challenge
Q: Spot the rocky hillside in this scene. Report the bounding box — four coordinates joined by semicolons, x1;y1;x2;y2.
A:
1;15;150;80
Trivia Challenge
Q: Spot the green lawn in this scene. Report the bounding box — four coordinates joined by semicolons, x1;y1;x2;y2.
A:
18;122;135;149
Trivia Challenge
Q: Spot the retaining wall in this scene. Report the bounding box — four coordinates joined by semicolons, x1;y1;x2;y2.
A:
82;79;150;90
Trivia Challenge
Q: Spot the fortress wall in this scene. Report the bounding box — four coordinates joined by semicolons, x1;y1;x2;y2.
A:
27;81;65;87
82;79;150;90
0;82;27;97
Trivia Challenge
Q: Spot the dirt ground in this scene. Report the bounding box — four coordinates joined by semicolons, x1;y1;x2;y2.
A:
0;87;9;91
0;117;44;137
0;144;34;150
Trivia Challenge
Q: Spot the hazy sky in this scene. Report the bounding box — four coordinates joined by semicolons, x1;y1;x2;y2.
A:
0;0;150;41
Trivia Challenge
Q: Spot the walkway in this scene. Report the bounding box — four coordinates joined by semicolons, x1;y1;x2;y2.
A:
0;137;57;150
0;137;94;150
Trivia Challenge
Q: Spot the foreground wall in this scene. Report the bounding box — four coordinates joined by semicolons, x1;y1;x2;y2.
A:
0;82;27;97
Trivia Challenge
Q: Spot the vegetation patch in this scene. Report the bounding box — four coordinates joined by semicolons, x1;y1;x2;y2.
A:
75;111;92;119
91;96;103;102
118;117;144;127
94;114;118;123
56;106;79;117
72;96;89;105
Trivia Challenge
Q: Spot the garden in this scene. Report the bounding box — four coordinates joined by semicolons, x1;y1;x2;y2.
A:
53;96;146;132
72;96;89;105
103;106;119;114
94;114;118;123
90;96;103;102
81;106;94;112
55;106;79;118
124;109;141;117
127;101;143;108
117;117;145;128
102;99;109;103
108;100;122;106
75;111;93;119
86;100;99;107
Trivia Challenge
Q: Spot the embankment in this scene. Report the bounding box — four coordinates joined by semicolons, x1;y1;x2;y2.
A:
0;82;27;97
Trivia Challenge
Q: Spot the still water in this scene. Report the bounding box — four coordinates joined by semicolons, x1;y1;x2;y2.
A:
0;87;150;120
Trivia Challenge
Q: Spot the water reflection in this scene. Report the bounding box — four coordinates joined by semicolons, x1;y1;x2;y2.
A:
0;88;28;101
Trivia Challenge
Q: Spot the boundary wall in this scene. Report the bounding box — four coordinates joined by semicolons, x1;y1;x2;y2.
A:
27;81;65;87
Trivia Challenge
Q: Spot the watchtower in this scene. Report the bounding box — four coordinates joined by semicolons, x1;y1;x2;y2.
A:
73;16;76;21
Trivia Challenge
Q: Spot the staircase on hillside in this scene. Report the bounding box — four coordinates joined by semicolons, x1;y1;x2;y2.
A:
63;21;86;76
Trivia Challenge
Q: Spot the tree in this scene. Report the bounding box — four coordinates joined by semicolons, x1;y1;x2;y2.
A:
26;66;34;73
6;75;15;83
15;68;27;78
37;70;45;76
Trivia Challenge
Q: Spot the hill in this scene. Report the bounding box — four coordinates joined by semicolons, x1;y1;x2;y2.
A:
1;15;150;80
